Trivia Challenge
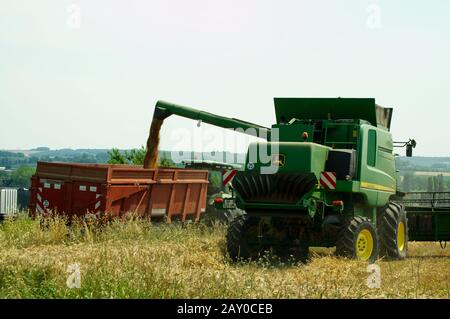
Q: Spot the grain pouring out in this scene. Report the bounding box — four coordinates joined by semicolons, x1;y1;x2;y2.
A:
143;118;164;169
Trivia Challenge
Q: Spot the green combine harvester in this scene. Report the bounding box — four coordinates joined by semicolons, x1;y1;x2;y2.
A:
151;98;450;262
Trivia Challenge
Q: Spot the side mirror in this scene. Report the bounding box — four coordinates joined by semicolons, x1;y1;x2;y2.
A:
394;139;417;157
406;145;413;157
406;139;416;157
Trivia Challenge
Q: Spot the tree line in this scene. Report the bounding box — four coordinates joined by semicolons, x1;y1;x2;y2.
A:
0;166;36;188
107;147;173;167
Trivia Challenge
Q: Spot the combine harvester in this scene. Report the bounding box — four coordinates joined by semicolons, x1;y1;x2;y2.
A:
147;98;450;262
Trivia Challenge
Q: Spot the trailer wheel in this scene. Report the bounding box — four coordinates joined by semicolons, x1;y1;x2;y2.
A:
226;215;266;261
378;202;408;260
336;216;379;263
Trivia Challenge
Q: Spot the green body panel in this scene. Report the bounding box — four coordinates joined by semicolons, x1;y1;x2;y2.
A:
396;192;450;242
246;142;330;179
406;207;450;241
274;98;392;130
357;124;396;207
322;120;361;149
239;118;396;216
272;123;315;143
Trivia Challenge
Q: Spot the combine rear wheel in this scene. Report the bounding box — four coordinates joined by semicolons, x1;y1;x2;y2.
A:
226;215;266;261
378;202;408;260
336;216;379;263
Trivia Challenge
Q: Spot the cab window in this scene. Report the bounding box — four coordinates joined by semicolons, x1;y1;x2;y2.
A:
367;130;377;167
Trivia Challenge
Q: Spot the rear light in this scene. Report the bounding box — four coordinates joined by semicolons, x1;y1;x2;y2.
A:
214;197;224;204
332;200;344;207
302;132;309;141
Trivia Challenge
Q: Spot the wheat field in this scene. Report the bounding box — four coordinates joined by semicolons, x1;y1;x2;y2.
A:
0;214;449;299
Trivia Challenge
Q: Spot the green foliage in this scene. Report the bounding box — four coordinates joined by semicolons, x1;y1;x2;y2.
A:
209;171;223;190
107;149;128;164
159;158;174;168
0;151;25;158
0;166;35;188
128;148;146;165
107;147;175;167
402;172;413;192
10;166;35;188
0;171;9;187
0;151;36;168
108;147;146;165
427;177;434;192
427;175;445;192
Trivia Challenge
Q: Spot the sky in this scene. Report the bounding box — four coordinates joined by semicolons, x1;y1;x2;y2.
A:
1;0;450;156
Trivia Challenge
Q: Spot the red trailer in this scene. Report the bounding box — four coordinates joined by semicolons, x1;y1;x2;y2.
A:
29;162;209;222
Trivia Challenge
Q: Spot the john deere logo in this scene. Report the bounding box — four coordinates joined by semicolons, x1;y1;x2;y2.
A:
272;154;285;167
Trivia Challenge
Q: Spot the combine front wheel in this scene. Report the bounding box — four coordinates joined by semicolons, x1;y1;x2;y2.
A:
378;202;408;260
336;216;379;263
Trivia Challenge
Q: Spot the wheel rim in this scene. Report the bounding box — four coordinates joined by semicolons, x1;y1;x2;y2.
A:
356;229;374;261
397;221;406;252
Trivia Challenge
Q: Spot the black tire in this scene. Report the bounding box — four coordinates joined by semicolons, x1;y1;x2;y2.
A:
226;215;265;261
378;201;408;260
223;208;245;224
336;216;379;263
203;207;244;225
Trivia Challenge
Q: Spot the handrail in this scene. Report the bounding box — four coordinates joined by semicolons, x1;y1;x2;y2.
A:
398;192;450;208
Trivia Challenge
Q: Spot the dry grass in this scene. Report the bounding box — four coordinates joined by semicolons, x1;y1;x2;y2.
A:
0;214;449;299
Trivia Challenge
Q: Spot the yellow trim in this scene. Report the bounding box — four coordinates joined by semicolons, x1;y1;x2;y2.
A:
360;181;395;193
397;221;406;252
356;229;374;261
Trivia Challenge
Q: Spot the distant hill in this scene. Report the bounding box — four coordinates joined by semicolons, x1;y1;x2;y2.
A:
0;148;247;169
0;149;110;168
